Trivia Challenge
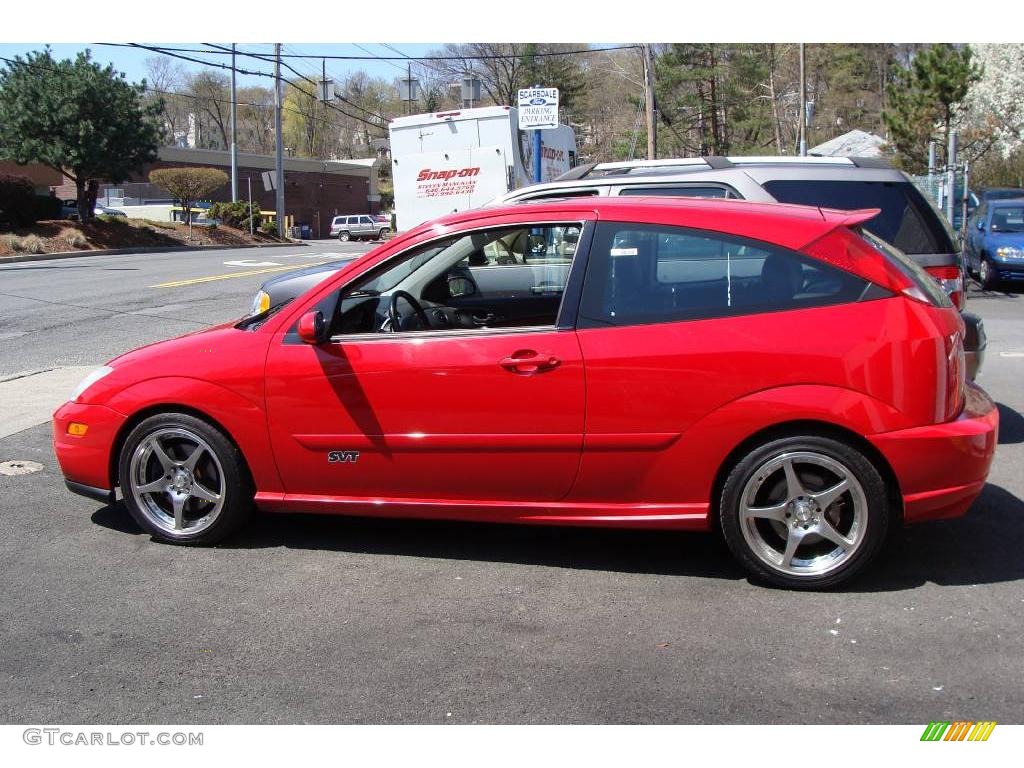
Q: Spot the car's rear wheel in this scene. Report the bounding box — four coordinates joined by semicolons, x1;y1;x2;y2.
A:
719;435;889;589
377;228;390;240
118;412;253;545
338;231;350;242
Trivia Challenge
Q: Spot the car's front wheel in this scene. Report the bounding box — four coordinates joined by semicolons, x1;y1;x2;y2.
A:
377;228;390;240
979;257;997;290
719;435;889;589
118;412;253;545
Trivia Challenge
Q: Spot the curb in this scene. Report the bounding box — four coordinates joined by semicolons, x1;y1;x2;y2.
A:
0;240;305;265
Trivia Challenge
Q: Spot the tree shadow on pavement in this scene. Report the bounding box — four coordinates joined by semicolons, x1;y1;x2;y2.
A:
91;481;1024;590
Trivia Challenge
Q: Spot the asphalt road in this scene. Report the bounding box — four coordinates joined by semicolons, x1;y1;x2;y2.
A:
0;246;1021;724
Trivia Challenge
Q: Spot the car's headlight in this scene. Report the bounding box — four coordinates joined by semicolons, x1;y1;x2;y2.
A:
69;366;114;403
250;289;271;317
996;246;1023;259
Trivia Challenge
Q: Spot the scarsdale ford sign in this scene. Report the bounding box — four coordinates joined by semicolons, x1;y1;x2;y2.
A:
517;88;559;130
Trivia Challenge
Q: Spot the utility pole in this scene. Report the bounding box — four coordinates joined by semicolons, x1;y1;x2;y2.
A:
230;43;238;201
407;62;412;115
946;128;958;227
274;43;286;238
798;43;807;157
642;44;657;160
928;140;937;175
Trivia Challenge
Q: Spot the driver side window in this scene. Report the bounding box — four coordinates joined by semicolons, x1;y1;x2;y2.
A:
328;223;583;336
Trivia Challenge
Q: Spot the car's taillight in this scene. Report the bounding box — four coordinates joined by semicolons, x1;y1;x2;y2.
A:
944;330;966;421
926;265;965;310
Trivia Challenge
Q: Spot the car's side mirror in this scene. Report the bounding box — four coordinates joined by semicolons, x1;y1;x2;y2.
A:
297;310;327;344
448;276;476;298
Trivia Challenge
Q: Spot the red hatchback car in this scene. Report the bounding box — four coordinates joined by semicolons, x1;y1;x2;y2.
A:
53;198;998;588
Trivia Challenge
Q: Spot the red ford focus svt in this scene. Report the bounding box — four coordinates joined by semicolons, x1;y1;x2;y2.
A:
53;197;998;588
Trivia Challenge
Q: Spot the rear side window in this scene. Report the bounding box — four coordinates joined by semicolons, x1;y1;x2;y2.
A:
617;185;735;198
762;179;956;256
578;222;869;328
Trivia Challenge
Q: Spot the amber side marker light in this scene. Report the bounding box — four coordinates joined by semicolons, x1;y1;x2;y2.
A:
67;423;89;437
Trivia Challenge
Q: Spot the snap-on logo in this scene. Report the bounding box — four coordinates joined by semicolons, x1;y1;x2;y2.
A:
417;167;481;182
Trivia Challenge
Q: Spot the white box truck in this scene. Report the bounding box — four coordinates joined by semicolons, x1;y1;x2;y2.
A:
388;105;578;231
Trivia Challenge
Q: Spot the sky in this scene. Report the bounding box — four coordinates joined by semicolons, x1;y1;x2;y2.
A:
0;43;443;91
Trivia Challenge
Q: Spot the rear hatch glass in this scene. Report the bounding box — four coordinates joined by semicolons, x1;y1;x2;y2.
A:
762;179;956;256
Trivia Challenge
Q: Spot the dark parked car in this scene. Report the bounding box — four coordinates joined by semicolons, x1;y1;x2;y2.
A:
965;199;1024;288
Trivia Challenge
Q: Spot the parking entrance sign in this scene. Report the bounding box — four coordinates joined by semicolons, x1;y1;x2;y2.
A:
517;88;559;130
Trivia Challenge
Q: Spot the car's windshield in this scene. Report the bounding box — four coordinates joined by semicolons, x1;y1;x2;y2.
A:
989;206;1024;233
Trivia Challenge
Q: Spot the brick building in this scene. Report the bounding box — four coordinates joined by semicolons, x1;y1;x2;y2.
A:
0;161;64;194
52;146;382;238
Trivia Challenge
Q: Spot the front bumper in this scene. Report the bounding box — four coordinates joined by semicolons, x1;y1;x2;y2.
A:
991;261;1024;281
52;401;127;500
868;384;999;524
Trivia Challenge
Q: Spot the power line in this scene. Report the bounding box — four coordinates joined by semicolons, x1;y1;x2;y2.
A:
113;43;385;130
100;42;640;62
202;42;388;125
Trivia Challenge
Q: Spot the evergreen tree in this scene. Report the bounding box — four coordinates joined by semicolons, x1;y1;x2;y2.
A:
883;44;981;172
0;48;163;220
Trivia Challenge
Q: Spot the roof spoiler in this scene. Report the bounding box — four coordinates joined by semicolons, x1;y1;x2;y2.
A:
553;163;599;182
821;207;882;228
848;156;893;169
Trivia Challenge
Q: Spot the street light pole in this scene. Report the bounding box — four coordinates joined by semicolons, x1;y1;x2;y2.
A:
274;43;286;238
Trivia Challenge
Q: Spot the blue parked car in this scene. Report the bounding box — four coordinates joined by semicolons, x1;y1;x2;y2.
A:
965;199;1024;289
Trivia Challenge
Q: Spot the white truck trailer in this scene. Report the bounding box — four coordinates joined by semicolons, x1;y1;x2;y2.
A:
388;105;578;231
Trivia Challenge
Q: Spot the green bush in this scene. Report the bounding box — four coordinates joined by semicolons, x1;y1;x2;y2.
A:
259;219;277;236
0;173;37;227
32;195;63;221
97;213;127;224
208;200;263;231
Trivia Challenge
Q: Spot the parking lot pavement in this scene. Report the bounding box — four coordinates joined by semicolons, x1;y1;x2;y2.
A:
0;271;1021;724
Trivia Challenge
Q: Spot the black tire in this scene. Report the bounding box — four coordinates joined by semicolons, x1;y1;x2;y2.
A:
377;228;389;241
979;257;997;290
718;434;890;590
117;412;253;545
338;231;350;242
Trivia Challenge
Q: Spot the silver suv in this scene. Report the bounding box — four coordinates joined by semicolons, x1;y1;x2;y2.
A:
329;214;390;242
490;155;985;378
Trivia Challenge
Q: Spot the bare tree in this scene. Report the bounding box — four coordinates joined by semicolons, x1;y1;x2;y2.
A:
185;70;231;149
143;56;187;142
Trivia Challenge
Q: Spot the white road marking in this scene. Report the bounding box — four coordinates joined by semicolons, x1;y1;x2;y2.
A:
999;351;1024;358
0;366;96;439
223;260;283;267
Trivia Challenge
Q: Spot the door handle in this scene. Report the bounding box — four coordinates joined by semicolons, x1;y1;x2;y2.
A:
499;350;561;374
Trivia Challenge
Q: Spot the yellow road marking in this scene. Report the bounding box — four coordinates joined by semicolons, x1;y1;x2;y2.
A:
150;262;328;289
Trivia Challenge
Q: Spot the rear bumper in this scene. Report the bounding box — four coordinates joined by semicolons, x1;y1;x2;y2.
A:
867;384;999;524
52;401;127;498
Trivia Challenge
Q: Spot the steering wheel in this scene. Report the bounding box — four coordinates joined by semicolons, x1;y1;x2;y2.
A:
388;290;431;332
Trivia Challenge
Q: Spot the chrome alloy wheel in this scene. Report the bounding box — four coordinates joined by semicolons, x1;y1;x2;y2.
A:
128;427;226;535
738;451;868;577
